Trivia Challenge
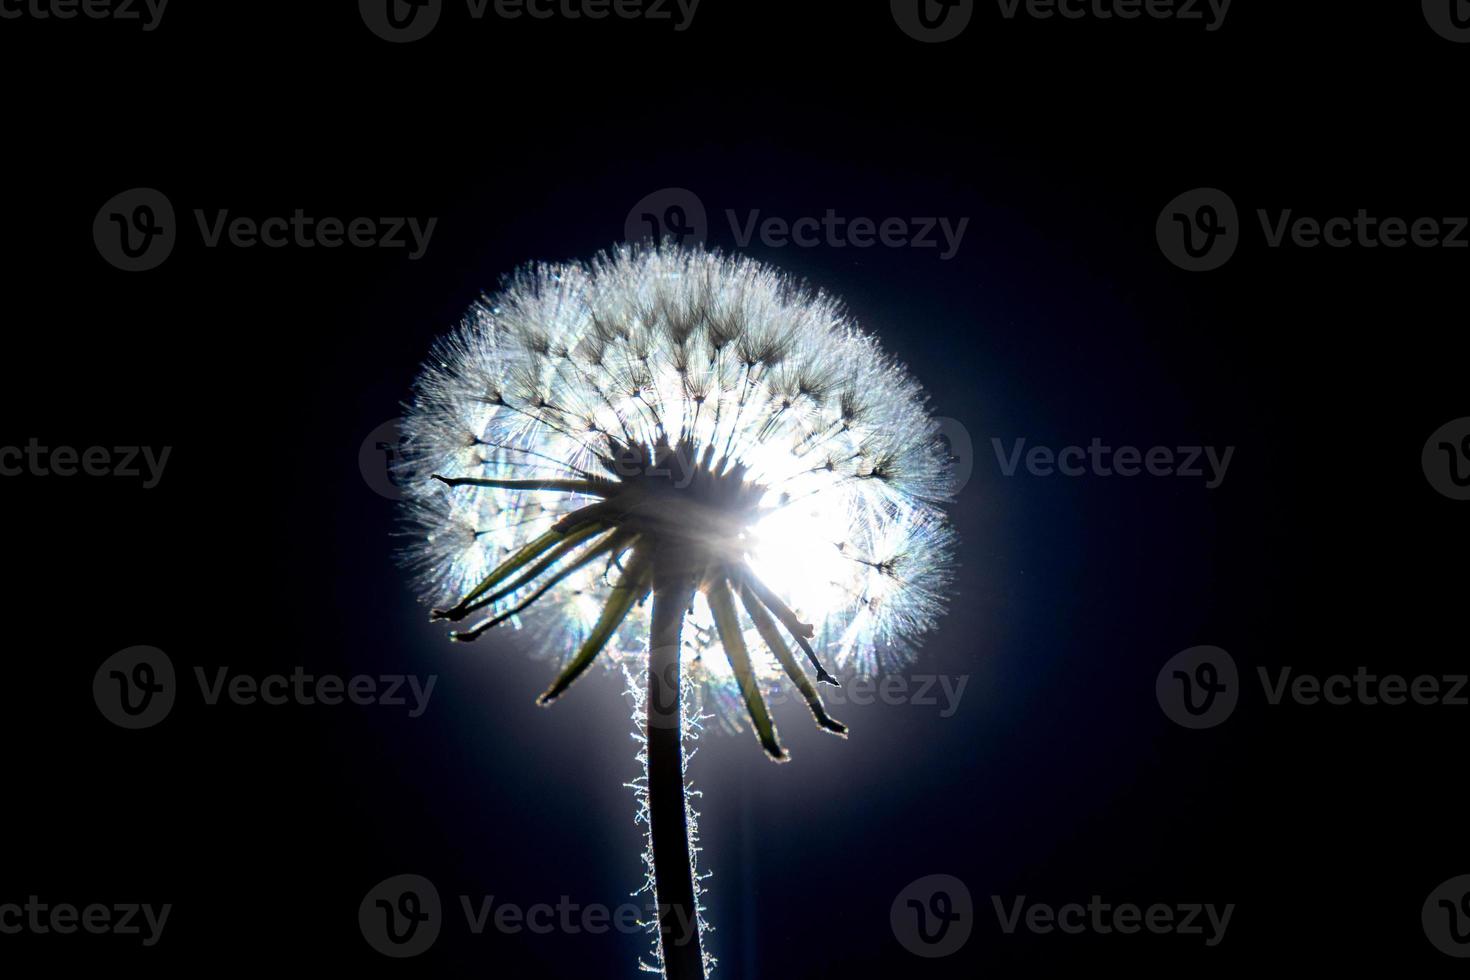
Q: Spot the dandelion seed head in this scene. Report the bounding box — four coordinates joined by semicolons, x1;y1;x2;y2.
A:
397;242;956;732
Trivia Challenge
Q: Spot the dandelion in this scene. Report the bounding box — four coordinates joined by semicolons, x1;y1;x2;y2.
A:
396;242;956;978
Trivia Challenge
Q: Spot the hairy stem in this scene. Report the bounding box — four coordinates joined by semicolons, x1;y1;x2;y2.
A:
647;559;705;980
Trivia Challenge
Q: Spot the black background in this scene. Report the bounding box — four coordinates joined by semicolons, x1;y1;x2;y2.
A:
2;1;1465;976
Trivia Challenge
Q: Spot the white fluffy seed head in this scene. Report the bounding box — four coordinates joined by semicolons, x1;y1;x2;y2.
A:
397;242;956;726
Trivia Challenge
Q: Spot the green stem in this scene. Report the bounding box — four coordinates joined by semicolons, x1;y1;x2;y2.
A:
647;558;705;980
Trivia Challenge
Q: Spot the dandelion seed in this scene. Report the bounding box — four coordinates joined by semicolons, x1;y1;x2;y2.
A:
395;242;956;978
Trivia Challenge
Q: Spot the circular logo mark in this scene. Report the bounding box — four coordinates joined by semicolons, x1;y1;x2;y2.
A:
360;0;442;43
891;873;973;958
934;417;975;495
625;188;707;247
1422;418;1470;501
1156;188;1239;272
94;188;176;272
891;0;974;42
1423;875;1470;957
360;874;442;957
93;646;175;729
1424;0;1470;42
359;418;418;500
1156;645;1238;729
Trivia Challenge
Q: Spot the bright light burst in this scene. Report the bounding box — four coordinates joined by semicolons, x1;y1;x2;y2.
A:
396;241;956;753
